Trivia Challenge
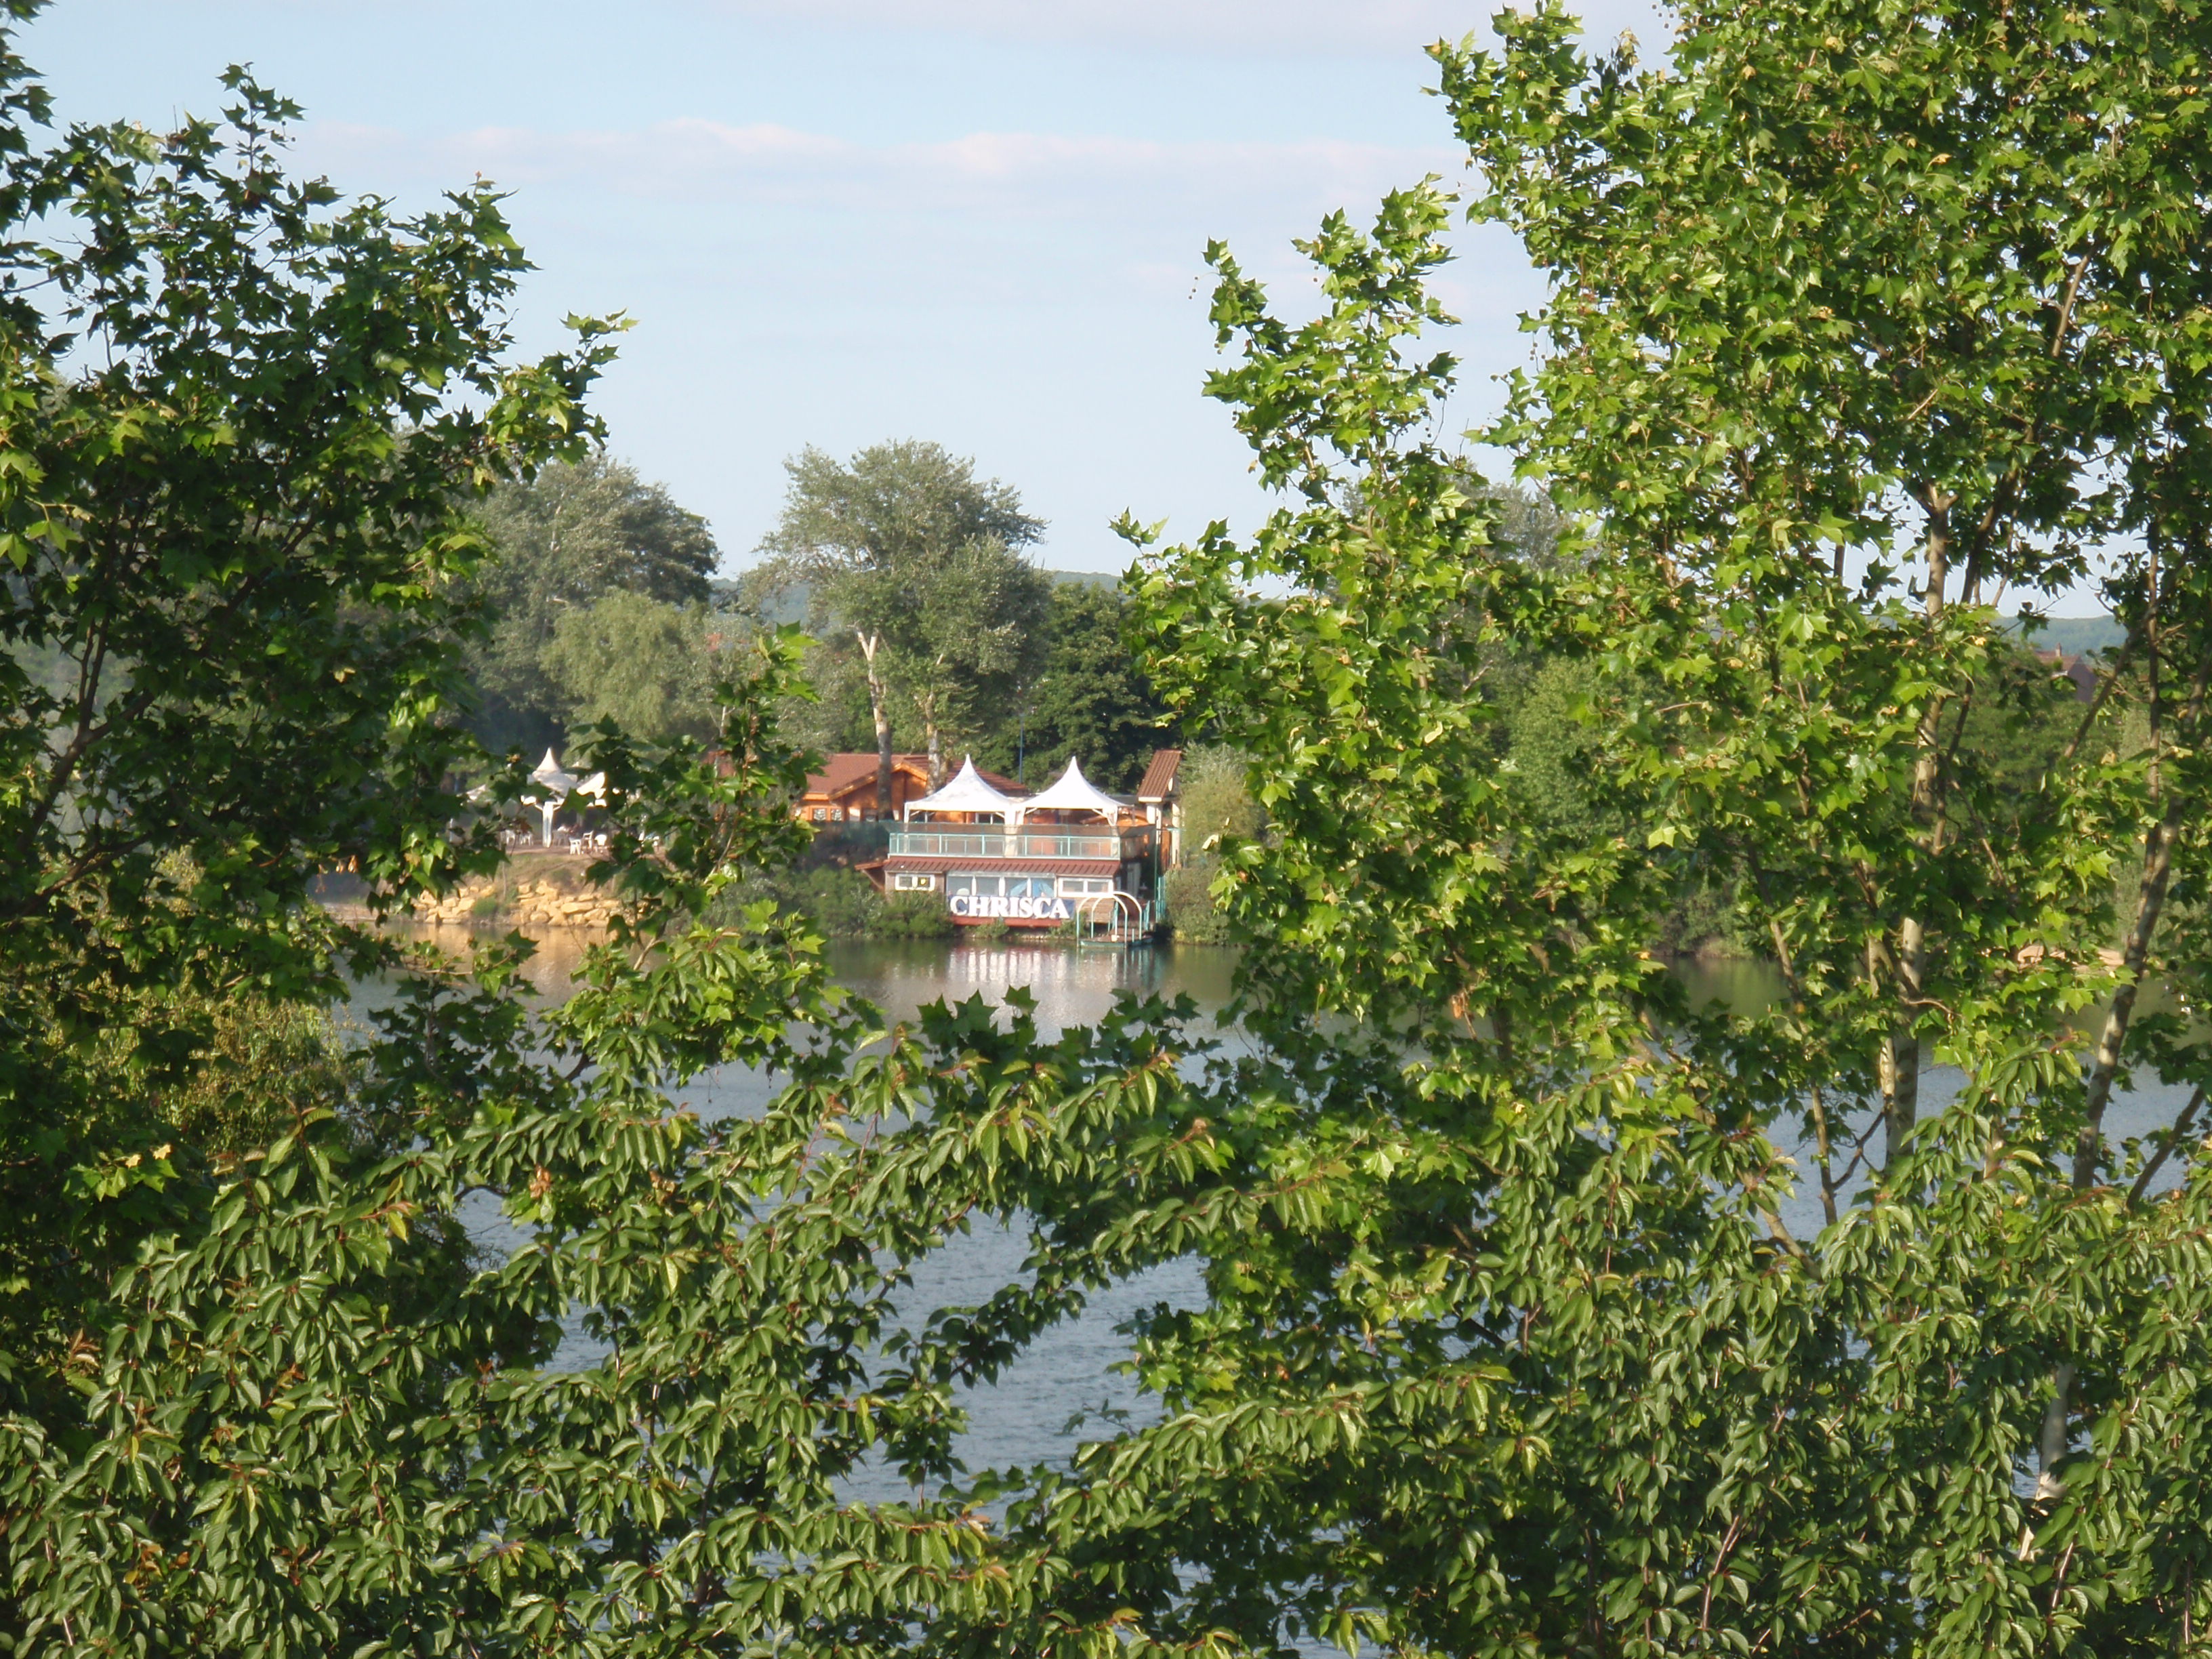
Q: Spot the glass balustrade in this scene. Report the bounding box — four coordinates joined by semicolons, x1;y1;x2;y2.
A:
886;830;1132;859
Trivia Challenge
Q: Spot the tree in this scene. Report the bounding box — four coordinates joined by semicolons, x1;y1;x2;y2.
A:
0;37;1207;1657
1157;744;1258;943
891;534;1052;784
0;37;615;1390
754;440;1046;802
466;451;718;756
541;590;729;744
1085;0;2212;1647
1441;0;2212;1530
0;16;626;1636
27;2;2212;1654
977;579;1172;790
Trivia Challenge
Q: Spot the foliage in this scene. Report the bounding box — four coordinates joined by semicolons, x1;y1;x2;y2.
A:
0;98;1180;1639
541;590;735;744
1160;863;1231;945
895;535;1054;783
21;3;2212;1656
147;991;358;1162
876;888;960;939
974;580;1172;791
1158;745;1260;945
9;607;1200;1656
0;22;615;1450
1494;657;1759;955
1096;0;2212;1647
754;440;1050;798
1498;657;1612;841
466;451;718;755
705;864;955;941
779;634;882;758
1177;743;1262;849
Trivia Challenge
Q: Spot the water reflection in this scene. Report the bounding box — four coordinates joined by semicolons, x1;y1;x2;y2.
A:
826;938;1240;1033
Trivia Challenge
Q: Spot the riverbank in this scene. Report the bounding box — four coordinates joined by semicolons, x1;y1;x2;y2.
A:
316;855;622;928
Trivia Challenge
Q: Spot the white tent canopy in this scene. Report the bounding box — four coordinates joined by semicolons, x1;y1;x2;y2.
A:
1019;756;1124;822
525;750;605;845
903;757;1020;821
529;748;578;797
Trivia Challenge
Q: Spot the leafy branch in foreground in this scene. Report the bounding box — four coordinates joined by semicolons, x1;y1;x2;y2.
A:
0;31;1204;1655
1089;1;2212;1651
17;1;2212;1654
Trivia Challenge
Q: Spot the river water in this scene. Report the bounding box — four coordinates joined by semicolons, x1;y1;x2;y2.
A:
374;933;2194;1503
378;933;1245;1491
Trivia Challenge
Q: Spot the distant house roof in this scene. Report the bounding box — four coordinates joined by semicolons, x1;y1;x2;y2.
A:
803;753;928;800
527;748;605;804
1136;748;1183;803
2035;649;2100;705
906;757;1030;819
801;754;1027;799
530;747;579;795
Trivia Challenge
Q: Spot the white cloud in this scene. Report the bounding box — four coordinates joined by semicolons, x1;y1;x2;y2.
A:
695;0;1666;57
304;117;1462;230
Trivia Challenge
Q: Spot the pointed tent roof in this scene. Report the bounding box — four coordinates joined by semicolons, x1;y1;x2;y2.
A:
903;756;1020;819
529;747;579;797
1021;756;1125;821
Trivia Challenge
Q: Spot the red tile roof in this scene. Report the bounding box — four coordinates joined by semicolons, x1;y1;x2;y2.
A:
802;754;1028;800
804;753;922;799
1135;748;1183;802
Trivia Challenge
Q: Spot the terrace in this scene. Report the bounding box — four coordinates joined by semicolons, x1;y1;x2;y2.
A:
886;827;1130;861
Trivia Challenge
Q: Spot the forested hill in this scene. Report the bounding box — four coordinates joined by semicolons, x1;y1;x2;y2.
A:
2009;614;2126;655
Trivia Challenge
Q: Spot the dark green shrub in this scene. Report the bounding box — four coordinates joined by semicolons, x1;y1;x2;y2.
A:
876;890;956;940
705;866;957;941
1162;859;1233;944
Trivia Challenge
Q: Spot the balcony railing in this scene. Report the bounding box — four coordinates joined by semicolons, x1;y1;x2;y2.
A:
887;830;1129;861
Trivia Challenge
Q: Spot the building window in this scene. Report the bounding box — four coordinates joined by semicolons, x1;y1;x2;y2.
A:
949;874;1054;899
811;807;827;821
1058;877;1114;897
892;873;937;891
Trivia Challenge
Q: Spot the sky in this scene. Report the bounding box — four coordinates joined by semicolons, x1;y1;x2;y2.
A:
22;0;1671;577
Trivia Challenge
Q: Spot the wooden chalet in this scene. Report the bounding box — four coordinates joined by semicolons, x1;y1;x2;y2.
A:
794;753;1023;823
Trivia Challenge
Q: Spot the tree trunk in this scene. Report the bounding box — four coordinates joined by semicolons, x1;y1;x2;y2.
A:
857;630;893;817
1886;491;1953;1167
2076;638;2212;1186
2039;567;2211;1513
916;688;945;788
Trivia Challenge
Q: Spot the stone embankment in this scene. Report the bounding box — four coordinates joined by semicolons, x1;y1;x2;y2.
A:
408;876;621;928
316;855;619;928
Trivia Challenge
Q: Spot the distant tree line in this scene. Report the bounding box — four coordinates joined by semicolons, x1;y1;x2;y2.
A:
454;448;2102;958
456;441;1178;795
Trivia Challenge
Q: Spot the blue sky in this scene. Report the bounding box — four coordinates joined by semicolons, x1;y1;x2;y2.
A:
26;1;1677;576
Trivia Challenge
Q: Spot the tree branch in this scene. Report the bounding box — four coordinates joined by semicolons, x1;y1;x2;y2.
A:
2125;1084;2206;1208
